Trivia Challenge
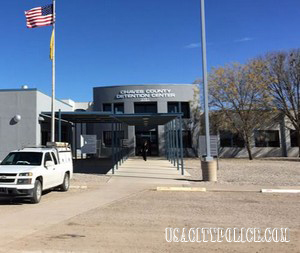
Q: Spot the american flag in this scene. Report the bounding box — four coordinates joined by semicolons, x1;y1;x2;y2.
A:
25;5;54;28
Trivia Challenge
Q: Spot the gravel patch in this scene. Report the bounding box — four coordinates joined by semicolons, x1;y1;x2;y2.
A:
71;173;111;188
185;158;300;186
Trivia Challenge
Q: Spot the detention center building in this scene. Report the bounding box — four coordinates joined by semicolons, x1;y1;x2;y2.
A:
0;84;299;160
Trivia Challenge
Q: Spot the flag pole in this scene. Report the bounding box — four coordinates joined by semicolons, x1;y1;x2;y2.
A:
51;0;56;142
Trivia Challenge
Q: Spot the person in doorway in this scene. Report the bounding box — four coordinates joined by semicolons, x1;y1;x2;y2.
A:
142;140;149;161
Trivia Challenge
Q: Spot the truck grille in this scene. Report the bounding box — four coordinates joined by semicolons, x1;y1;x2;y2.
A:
0;173;17;177
0;179;15;183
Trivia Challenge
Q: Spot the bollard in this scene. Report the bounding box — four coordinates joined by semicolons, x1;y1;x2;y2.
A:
201;160;217;182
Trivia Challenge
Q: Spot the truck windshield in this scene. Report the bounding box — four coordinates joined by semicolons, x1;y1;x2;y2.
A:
1;152;43;166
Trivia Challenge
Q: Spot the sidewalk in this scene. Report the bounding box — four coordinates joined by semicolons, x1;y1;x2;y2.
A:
108;157;190;185
0;178;146;249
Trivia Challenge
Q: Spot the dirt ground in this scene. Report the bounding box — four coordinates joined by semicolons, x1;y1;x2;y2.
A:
185;158;300;186
2;158;300;253
6;190;300;253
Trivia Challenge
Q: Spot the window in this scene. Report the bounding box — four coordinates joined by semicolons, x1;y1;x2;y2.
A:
103;103;112;112
167;102;190;118
114;103;124;114
1;152;43;166
219;131;245;147
103;131;124;147
134;102;157;113
44;152;53;166
290;130;298;147
183;130;192;148
51;152;58;165
169;130;192;148
255;130;280;147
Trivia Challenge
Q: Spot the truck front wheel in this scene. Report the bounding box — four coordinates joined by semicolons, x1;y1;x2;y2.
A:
60;173;70;192
31;180;42;204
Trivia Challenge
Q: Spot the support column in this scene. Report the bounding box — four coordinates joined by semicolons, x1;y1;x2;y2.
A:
175;109;179;170
111;122;115;174
175;117;179;170
179;103;184;175
170;122;173;163
164;125;167;158
81;123;83;159
172;120;176;166
115;123;118;171
58;109;61;142
74;123;77;160
167;123;171;161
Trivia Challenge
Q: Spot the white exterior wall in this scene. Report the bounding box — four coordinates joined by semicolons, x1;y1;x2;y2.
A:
217;113;300;158
36;91;73;146
0;90;37;159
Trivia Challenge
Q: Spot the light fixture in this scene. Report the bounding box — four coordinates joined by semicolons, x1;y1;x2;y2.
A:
38;116;45;122
13;115;21;123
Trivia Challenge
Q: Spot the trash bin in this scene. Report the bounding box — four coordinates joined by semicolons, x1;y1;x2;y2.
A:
201;160;217;181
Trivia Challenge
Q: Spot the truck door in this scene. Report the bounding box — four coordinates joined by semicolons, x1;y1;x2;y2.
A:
51;152;64;186
43;152;56;189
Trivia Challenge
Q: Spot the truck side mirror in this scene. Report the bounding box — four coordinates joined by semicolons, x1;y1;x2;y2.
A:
45;161;55;168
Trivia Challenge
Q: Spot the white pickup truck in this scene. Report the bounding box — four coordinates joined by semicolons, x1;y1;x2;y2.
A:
0;142;73;203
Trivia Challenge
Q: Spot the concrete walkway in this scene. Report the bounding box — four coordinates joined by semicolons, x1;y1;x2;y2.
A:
0;157;191;250
0;180;148;249
108;157;190;185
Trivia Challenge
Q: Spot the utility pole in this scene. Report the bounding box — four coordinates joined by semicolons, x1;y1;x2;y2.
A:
200;0;217;181
200;0;212;161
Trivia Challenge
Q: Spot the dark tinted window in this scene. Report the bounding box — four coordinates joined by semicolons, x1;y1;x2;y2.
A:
255;130;280;147
134;102;157;113
220;131;245;147
103;131;124;147
1;152;43;166
44;152;53;165
167;102;190;118
103;103;112;112
170;130;192;148
114;103;124;114
51;152;58;165
183;130;192;148
290;130;298;147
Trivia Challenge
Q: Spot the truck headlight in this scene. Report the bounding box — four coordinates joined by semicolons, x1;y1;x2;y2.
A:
17;179;32;184
19;172;33;177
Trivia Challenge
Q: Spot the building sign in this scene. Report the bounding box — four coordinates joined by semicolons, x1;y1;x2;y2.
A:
115;89;176;100
80;135;97;154
199;135;219;157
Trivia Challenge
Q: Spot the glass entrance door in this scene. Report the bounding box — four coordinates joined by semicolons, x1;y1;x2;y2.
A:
135;126;158;156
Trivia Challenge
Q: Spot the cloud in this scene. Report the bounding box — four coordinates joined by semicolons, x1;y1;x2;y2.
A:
185;42;201;49
234;37;254;43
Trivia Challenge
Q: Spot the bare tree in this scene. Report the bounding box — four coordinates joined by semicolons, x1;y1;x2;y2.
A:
208;61;272;160
264;49;300;156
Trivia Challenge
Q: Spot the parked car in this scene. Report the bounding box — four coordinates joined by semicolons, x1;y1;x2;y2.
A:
0;142;73;203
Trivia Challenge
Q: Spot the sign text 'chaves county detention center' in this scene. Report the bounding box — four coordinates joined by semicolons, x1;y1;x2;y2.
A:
115;89;176;99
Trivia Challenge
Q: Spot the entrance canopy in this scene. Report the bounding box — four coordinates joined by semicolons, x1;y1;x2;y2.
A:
41;111;184;175
41;111;183;126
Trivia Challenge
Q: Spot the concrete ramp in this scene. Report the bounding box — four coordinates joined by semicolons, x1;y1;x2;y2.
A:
108;157;189;185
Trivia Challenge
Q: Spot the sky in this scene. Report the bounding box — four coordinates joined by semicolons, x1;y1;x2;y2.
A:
0;0;300;102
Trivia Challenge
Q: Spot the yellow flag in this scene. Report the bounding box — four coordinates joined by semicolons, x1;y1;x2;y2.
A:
50;30;54;60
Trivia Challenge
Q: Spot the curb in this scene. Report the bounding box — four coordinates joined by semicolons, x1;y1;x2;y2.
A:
261;189;300;193
156;187;206;192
